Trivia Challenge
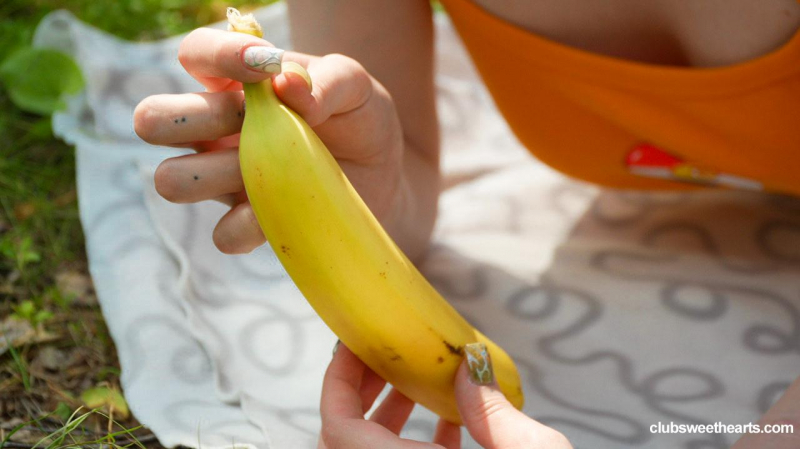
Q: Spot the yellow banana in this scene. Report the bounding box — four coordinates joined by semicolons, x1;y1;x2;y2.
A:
227;8;523;424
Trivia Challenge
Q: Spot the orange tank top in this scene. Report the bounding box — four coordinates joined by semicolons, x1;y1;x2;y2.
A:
439;0;800;195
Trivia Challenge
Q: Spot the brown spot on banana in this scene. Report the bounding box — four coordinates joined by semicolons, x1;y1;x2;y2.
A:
383;345;402;362
443;341;463;356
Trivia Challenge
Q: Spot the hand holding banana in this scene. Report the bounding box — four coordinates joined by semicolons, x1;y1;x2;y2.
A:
133;11;410;256
226;8;523;424
320;343;573;449
134;6;524;428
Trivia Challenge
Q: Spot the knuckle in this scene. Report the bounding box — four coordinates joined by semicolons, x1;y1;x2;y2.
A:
545;429;571;447
319;423;335;446
352;65;373;93
214;92;244;136
211;40;228;72
209;101;226;136
178;28;209;68
326;53;372;91
322;52;356;68
301;102;326;128
177;31;196;68
469;394;511;425
311;53;373;124
319;420;351;449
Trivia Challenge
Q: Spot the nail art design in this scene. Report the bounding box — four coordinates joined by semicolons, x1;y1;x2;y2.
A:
243;46;284;74
465;342;493;385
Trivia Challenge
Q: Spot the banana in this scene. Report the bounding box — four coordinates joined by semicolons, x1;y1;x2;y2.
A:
227;8;524;424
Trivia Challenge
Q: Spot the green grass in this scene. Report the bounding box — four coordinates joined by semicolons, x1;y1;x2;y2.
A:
0;0;278;309
0;0;277;446
1;407;149;448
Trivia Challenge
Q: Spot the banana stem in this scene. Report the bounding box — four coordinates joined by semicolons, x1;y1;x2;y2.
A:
227;7;264;38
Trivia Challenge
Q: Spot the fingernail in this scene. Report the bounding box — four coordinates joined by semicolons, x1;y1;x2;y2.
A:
465;342;494;385
332;339;341;357
281;61;313;91
243;46;284;74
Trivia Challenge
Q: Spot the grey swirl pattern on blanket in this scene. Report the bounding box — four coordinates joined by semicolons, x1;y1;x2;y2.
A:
429;183;800;448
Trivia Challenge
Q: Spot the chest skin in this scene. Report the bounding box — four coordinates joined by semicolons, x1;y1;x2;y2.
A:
471;0;800;67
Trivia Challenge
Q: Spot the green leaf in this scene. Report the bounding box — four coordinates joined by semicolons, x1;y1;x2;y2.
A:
97;366;121;380
21;250;41;264
13;300;36;320
16;236;41;268
81;386;130;418
0;48;84;115
33;309;54;325
54;402;72;421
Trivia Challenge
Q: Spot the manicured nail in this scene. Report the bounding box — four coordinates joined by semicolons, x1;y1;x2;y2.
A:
243;46;284;74
332;339;341;357
465;342;494;385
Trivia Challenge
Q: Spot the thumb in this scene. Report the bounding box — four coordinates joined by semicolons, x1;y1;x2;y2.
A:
273;54;373;129
454;343;569;448
454;343;529;447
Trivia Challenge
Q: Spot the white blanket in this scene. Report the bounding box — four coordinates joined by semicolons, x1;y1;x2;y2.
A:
35;4;800;448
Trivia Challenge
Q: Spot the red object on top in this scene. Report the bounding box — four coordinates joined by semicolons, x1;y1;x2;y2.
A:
626;143;683;169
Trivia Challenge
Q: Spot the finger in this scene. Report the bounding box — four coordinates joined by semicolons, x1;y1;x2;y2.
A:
368;388;415;435
320;346;437;449
321;344;370;420
432;420;461;449
154;148;244;204
212;201;266;254
360;366;388;414
274;55;400;165
312;98;400;164
179;27;311;92
173;134;241;153
134;92;244;145
455;358;530;447
161;134;241;153
324;343;390;416
273;53;373;128
455;344;559;448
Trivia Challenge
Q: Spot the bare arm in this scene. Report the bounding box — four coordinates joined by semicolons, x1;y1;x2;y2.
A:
286;0;440;261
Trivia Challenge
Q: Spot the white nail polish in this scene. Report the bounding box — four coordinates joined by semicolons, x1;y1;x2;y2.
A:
243;46;284;74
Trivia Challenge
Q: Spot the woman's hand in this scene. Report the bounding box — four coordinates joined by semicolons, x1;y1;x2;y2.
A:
319;343;573;449
133;28;409;255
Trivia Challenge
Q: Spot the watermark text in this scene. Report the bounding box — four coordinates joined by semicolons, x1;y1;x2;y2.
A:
650;422;794;435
